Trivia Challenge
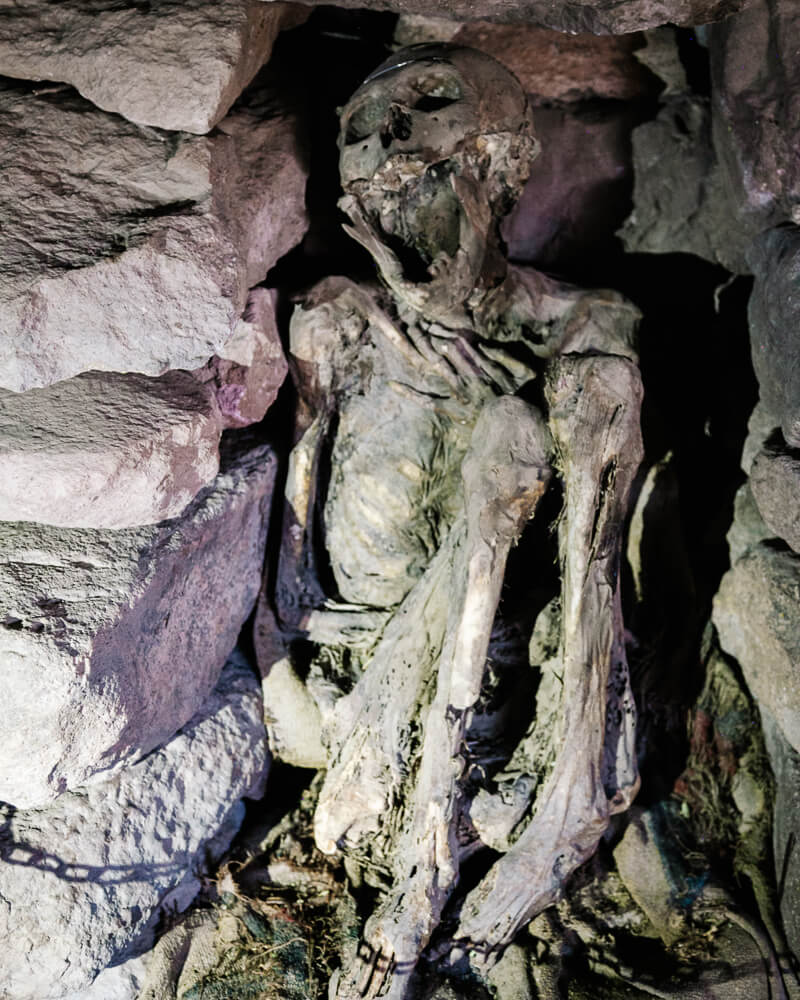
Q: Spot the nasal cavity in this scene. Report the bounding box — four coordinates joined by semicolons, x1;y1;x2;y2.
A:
380;106;413;148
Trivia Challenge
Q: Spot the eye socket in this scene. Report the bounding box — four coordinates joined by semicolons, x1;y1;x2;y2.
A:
344;98;390;146
412;73;463;112
413;94;460;112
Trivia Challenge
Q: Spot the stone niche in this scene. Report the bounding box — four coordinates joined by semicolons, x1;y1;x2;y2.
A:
0;2;797;999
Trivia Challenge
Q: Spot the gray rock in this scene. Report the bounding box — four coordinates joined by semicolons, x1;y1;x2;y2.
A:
0;77;307;392
274;0;748;35
760;710;800;964
193;287;289;430
0;371;223;529
713;543;800;755
486;944;536;1000
62;955;146;1000
751;443;800;554
727;482;771;564
710;0;800;233
0;0;308;134
633;26;689;96
0;652;268;1000
619;95;746;271
0;441;276;807
742;399;780;475
614;806;685;946
615;806;781;999
747;227;800;448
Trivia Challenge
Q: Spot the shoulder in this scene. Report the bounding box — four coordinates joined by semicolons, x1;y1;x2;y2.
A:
481;265;641;362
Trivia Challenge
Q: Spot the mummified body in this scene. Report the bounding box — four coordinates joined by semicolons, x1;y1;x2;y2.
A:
269;45;644;999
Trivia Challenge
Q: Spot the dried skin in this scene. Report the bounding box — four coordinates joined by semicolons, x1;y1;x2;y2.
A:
454;355;643;958
322;397;552;1000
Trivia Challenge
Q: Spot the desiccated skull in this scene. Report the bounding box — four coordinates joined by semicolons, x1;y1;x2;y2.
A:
338;44;539;325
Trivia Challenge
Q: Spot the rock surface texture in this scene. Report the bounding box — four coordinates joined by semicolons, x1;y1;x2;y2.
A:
288;0;746;34
750;443;800;553
747;226;800;448
760;711;800;964
0;0;308;133
504;104;637;268
713;543;800;755
710;0;800;233
727;482;771;564
0;652;268;1000
0;78;307;392
193;287;289;429
619;95;745;271
0;371;223;529
396;17;656;102
0;442;275;808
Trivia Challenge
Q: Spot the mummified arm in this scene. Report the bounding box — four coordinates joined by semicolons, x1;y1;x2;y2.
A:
326;396;552;1000
275;278;365;632
452;353;643;961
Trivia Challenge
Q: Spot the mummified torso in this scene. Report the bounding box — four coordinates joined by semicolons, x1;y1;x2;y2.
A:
280;267;636;620
290;281;493;610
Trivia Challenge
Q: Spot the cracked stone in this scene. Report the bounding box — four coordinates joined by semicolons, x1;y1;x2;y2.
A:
0;440;276;807
0;0;309;133
710;0;800;233
0;651;268;1000
0;76;307;392
0;371;223;529
713;542;800;755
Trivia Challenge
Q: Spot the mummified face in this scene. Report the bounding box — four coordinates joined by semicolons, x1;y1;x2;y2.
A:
338;45;538;325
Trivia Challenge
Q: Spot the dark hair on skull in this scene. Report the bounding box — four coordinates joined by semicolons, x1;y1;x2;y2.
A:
337;44;538;321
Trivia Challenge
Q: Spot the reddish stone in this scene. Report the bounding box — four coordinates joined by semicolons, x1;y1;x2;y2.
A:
452;23;656;103
502;105;636;269
194;288;288;429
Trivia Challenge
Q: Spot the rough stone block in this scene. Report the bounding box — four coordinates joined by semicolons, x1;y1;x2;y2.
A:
619;96;746;272
62;956;145;1000
0;371;223;529
193;287;289;430
710;0;800;232
0;441;276;807
760;710;800;964
741;399;780;475
750;443;800;554
726;482;771;564
0;77;307;392
280;0;748;35
0;652;268;1000
0;0;308;134
614;807;684;946
396;16;656;103
713;543;800;755
747;226;800;449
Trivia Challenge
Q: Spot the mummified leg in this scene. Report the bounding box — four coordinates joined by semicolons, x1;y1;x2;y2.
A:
325;397;552;1000
453;354;643;962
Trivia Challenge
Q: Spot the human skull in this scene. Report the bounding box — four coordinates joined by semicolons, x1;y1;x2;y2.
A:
338;44;539;325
